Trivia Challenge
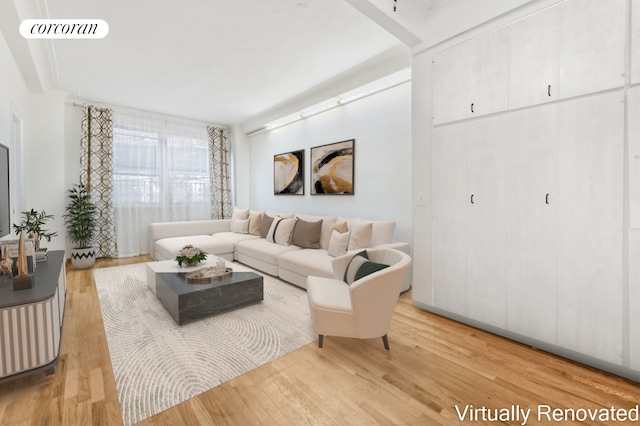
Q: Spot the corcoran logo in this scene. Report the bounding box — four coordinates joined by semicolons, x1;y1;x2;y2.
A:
19;19;109;39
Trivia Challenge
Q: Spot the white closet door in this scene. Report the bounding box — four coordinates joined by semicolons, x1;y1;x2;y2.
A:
506;104;558;343
433;43;469;125
466;115;507;328
629;88;640;371
508;5;559;109
558;0;625;98
630;87;640;228
433;124;468;315
468;28;509;118
632;3;640;84
557;91;624;364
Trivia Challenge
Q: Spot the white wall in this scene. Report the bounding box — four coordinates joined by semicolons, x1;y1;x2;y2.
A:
0;32;30;241
248;82;412;246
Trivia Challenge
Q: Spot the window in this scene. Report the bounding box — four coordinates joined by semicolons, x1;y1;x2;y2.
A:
112;113;210;206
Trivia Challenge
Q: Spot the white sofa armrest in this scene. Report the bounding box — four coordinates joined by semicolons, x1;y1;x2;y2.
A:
148;219;231;258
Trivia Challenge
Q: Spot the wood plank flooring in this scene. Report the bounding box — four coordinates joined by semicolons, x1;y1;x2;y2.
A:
0;256;638;425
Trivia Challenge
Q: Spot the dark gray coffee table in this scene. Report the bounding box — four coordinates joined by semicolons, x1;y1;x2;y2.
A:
155;270;263;325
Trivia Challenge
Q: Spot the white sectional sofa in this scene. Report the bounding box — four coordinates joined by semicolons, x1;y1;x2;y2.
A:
149;209;411;291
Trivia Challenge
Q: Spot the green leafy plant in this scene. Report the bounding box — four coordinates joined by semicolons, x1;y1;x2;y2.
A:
63;183;98;249
13;209;58;249
175;244;207;267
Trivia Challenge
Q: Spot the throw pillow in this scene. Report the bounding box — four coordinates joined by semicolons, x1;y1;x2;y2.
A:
266;217;284;243
347;221;373;251
344;251;389;285
232;207;250;220
248;213;263;236
291;219;323;249
328;230;350;257
230;207;250;233
231;218;249;234
274;218;298;246
260;214;275;238
330;221;348;234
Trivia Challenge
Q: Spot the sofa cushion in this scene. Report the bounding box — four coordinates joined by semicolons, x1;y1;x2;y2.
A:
211;231;260;246
230;218;249;233
260;214;275;238
248;213;262;235
291;218;322;249
370;221;396;246
266;217;297;245
344;251;388;285
328;229;349;257
295;214;337;249
279;249;335;279
236;238;302;265
155;235;234;261
230;207;250;233
348;221;373;251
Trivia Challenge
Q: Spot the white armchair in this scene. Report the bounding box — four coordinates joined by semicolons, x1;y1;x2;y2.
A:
306;248;412;360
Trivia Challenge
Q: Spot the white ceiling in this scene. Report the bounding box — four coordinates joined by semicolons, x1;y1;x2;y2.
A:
0;0;451;127
44;0;410;125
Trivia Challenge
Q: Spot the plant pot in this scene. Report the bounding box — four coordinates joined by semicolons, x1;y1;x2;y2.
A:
71;247;96;269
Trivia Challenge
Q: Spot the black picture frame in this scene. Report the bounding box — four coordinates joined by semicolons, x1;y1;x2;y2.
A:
310;139;355;195
273;149;305;195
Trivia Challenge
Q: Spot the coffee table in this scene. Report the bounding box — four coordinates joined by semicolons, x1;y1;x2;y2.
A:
146;259;263;325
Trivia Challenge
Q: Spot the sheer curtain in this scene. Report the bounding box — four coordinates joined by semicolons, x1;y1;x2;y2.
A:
112;112;212;257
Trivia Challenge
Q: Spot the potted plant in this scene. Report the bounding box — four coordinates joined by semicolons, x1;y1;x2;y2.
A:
13;208;58;254
63;183;98;269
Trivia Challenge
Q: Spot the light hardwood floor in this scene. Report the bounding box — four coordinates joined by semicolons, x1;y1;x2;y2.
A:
0;256;638;425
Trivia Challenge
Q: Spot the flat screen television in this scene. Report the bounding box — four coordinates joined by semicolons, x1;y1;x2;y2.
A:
0;144;10;239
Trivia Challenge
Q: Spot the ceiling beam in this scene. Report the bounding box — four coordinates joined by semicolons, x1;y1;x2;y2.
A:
344;0;423;48
0;0;54;93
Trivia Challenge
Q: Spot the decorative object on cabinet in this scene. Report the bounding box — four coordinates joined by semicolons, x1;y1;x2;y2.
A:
274;150;304;195
12;208;57;254
310;139;354;195
12;231;34;290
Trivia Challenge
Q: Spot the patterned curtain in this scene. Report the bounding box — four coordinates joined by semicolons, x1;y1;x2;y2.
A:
207;126;232;219
80;106;118;258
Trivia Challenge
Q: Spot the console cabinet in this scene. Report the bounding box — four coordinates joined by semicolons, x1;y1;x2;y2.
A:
0;251;66;381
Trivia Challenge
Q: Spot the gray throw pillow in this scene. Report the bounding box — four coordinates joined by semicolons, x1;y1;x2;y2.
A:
291;219;323;249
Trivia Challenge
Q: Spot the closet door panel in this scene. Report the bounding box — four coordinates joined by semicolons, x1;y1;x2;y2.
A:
468;28;509;117
433;124;468;315
558;0;625;98
433;43;469;125
557;91;624;364
632;3;640;84
506;105;558;344
508;5;559;109
466;115;507;328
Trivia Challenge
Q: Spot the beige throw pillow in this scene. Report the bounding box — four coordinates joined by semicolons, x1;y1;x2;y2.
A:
328;230;350;257
348;221;373;251
248;213;263;236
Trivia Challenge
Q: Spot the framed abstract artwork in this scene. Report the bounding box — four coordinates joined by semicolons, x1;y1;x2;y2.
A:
310;139;354;195
274;149;304;195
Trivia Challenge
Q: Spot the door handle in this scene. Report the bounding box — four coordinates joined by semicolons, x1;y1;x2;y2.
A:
545;193;550;204
471;194;474;204
548;85;551;97
471;103;474;113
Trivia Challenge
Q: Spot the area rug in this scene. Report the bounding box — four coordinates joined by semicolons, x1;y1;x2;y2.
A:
94;262;316;426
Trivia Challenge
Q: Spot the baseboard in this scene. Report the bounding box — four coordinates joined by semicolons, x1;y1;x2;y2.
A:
414;301;640;384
